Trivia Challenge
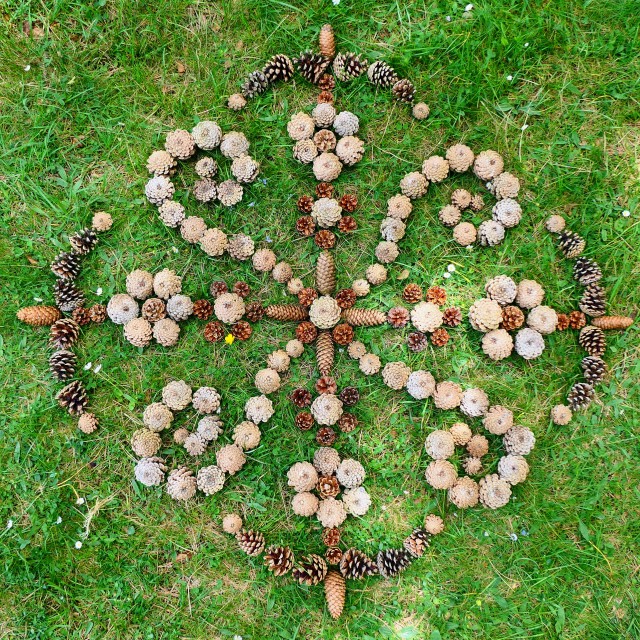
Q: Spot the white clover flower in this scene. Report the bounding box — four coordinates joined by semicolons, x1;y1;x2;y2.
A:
75;541;83;549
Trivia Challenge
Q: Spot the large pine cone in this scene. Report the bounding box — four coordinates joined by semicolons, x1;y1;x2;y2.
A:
403;528;431;558
50;318;80;349
262;54;294;83
292;554;328;585
333;52;368;82
51;251;81;280
573;257;602;285
49;350;77;381
341;308;386;326
56;380;88;415
17;305;61;326
339;548;378;579
579;284;606;317
558;230;585;258
581;356;607;384
316;331;335;375
265;304;309;322
324;570;346;619
264;545;294;576
579;325;606;357
294;51;331;84
376;548;413;578
316;251;336;295
54;280;84;312
236;529;265;556
69;228;98;255
591;315;633;330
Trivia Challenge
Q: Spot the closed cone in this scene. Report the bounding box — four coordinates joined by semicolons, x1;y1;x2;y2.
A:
265;304;309;321
324;570;346;619
341;308;386;326
316;331;335;376
17;305;61;327
319;24;336;59
316;251;336;295
591;315;633;330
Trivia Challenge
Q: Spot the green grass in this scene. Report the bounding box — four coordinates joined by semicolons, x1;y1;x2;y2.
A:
1;1;639;638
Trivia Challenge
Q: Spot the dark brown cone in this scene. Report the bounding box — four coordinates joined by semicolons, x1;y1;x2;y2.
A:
231;321;252;340
318;90;334;104
292;554;328;585
296;321;318;343
581;356;607;384
338;413;358;432
291;388;312;408
192;299;213;320
71;307;91;326
338;194;358;213
579;284;606;317
324;570;346;620
265;304;309;322
56;380;88;415
388;307;410;328
316;182;334;199
337;216;357;233
591;315;633;330
341;308;386;326
426;286;447;305
579;326;606;357
431;328;450;346
332;323;354;345
407;331;428;352
318;74;336;91
325;547;343;565
209;281;229;298
568;310;587;330
244;302;265;323
403;283;422;304
339;548;378;579
558;230;586;258
316;251;336;295
262;54;294;83
322;527;341;547
54;280;84;312
335;289;356;309
297;195;314;214
51;251;81;280
298;287;318;307
295;412;314;431
233;281;250;298
317;475;340;498
204;321;225;343
264;545;294;576
556;313;570;330
141;298;166;322
392;78;416;103
50;318;80;349
376;548;413;578
573;257;602;285
236;529;265;556
296;215;316;237
442;306;462;327
367;60;398;87
17;305;62;327
315;230;336;249
501;305;525;331
49;350;77;381
294;52;331;85
403;528;431;558
338;387;359;407
567;382;594;411
316;376;338;395
316;426;337;446
69;228;98;255
319;24;336;59
89;303;107;323
240;70;269;98
316;331;335;375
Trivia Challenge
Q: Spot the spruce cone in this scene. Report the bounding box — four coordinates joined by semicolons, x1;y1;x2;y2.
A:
341;308;386;326
319;24;336;59
295;411;314;431
443;307;463;327
367;60;398;87
262;54;294;83
69;228;98;255
291;388;313;408
231;321;252;340
558;230;585;258
579;325;606;357
236;529;265;556
403;283;423;303
244;302;265;323
338;194;358;213
265;304;309;321
388;307;410;328
50;318;80;349
579;284;606;317
591;315;633;330
338;387;359;407
581;356;607;384
333;52;368;82
54;280;84;312
403;528;431;558
338;413;358;432
376;548;413;578
204;321;225;343
315;230;336;249
71;307;91;327
407;331;428;352
17;305;61;327
338;216;357;233
426;286;447;306
567;382;594;410
56;380;87;415
296;321;318;343
431;327;450;346
241;70;269;98
192;299;213;320
316;331;335;376
296;215;316;237
49;350;77;381
322;527;341;547
316;376;338;395
568;310;587;329
573;257;602;285
294;52;331;84
332;323;354;345
339;548;378;579
297;195;314;214
316;251;336;295
51;252;81;280
501;305;525;331
325;570;346;619
316;182;334;198
316;426;337;446
335;289;356;309
264;545;294;576
392;78;415;103
293;554;328;585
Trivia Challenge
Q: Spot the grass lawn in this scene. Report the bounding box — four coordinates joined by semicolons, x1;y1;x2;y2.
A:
1;1;639;638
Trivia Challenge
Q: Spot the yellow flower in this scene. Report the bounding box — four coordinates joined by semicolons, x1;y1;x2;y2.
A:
225;333;235;345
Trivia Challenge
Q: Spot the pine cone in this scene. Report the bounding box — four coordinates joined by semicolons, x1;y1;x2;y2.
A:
56;380;88;415
262;54;294;83
322;527;341;547
579;284;606;317
556;313;570;330
264;545;294;576
318;74;336;91
338;194;358;212
501;305;525;331
51;252;81;280
339;548;378;579
316;251;336;295
392;78;415;103
338;413;358;432
265;305;309;322
426;286;447;306
294;52;331;84
324;570;346;619
325;547;343;565
231;321;252;340
316;376;338;394
316;182;334;199
367;60;398;87
296;321;318;343
403;283;423;303
338;216;357;233
236;529;265;556
442;307;462;327
89;304;107;323
579;325;606;357
315;230;336;249
581;356;607;384
141;298;166;322
407;331;428;352
244;302;265;323
296;215;316;237
568;310;587;330
192;299;213;320
341;308;386;326
54;280;84;312
403;528;431;558
317;475;340;498
241;70;269;98
332;323;354;345
316;426;337;446
17;305;62;326
377;548;413;578
567;382;594;410
335;289;356;309
69;228;98;255
388;307;410;328
316;331;335;375
71;307;91;326
204;321;225;343
591;315;633;330
319;24;336;59
338;387;359;407
573;257;602;285
333;52;368;82
49;350;77;381
558;230;586;258
209;281;229;298
292;554;328;585
50;318;80;349
431;328;450;346
233;281;250;298
318;89;334;103
295;411;314;431
297;195;314;214
291;388;313;408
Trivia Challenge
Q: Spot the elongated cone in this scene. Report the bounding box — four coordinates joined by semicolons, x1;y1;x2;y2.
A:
319;24;336;59
265;304;309;321
591;315;633;330
341;308;386;326
316;251;336;295
316;331;335;376
17;305;61;326
324;570;346;619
